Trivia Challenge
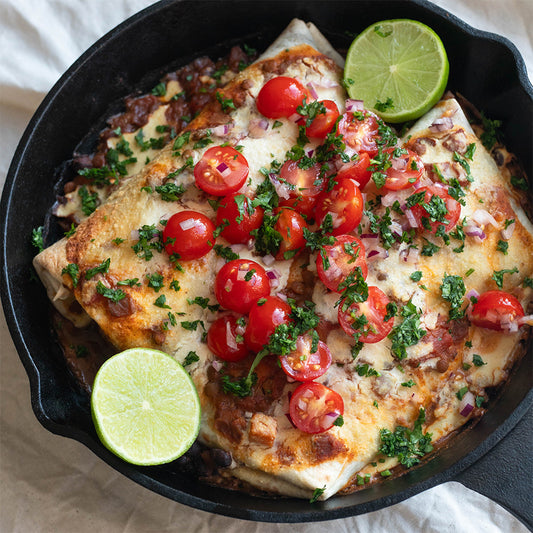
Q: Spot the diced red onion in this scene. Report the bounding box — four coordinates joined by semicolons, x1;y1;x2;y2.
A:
318;79;339;88
262;254;275;266
216;162;232;178
229;244;246;254
405;209;419;228
459;391;475;417
429;117;454;133
266;269;279;280
501;221;515;241
212;360;224;372
289;112;303;123
391;155;408;171
179;217;199;231
464;224;486;240
270;175;292;199
400;247;419;264
345;99;364;112
381;189;412;208
367;249;389;261
500;313;519;333
277;293;288;302
466;289;480;301
306;82;318;100
249;118;270;138
235;323;246;336
389;220;403;237
360;233;379;240
212;124;231;136
517;314;533;326
226;321;238;350
472;209;498;228
307;149;315;158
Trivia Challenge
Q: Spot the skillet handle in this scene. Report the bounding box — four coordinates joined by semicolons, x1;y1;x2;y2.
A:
454;406;532;529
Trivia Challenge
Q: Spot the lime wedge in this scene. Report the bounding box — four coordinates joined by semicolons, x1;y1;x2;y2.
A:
344;19;449;123
91;348;201;466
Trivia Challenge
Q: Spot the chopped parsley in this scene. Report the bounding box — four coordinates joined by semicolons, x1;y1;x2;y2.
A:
213;244;239;261
154;294;171;309
472;354;486;367
410;271;423;282
64;223;76;238
132;224;163;261
523;277;533;289
456;386;469;400
355;363;381;377
183;351;200;366
216;91;236;113
510;175;528;191
96;281;126;303
309;486;326;504
401;380;416;388
169;280;181;291
464;142;476;161
492;267;518;289
496;240;509;255
180;319;205;331
453;152;473;182
146;272;164;292
296;99;327;128
388;301;426;360
117;278;141;287
85;258;111;280
333;415;344;427
151;82;167;96
155;183;186;201
252;211;282;256
187;296;219;312
479;111;502;151
379;408;433;468
31;226;44;253
374;97;394;112
61;263;79;287
440;274;466;320
78;186;99;216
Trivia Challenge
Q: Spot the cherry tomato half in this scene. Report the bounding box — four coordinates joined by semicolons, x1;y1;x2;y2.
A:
337;111;380;158
409;186;461;234
316;235;368;292
315;179;364;236
383;148;424;190
273;207;308;261
194;145;249;196
338;286;394;343
336;152;372;189
214;259;270;314
207;315;249;362
289;382;344;434
470;290;525;331
279;333;332;382
245;295;292;353
163;210;215;261
216;193;264;244
256;76;310;119
305;100;340;139
278;159;324;218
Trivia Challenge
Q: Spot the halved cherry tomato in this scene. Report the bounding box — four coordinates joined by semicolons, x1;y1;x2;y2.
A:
315;179;364;236
470;290;525;331
214;259;270;314
336;152;372;189
289;382;344;434
337;111;380;157
278;159;324;218
273;207;308;260
316;235;368;292
207;315;249;362
383;147;424;190
194;145;249;196
216;193;264;244
256;76;310;119
279;333;332;382
245;295;292;353
163;210;215;261
409;186;461;234
338;286;394;343
305;100;340;139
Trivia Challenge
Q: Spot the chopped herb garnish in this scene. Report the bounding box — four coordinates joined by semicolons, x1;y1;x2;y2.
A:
85;258;111;280
401;380;416;388
117;278;141;287
180;319;205;331
510;175;528;191
492;267;518;289
78;186;99;216
456;386;469;400
155;183;186;201
379;408;433;467
213;244;239;261
374;97;394;112
388;301;426;360
183;351;200;366
216;91;236;113
151;82;167;96
472;354;486;367
440;274;466;321
132;224;163;261
496;240;509;255
31;226;44;253
410;271;423;282
96;281;126;303
146;272;164;292
355;363;381;377
480;111;502;150
61;263;79;287
309;486;326;503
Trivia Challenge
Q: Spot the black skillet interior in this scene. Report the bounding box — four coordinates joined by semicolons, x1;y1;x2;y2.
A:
1;0;532;525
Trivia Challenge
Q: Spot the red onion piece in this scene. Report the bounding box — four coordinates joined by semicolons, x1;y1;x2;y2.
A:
212;124;231;136
517;314;533;326
391;155;408;171
248;118;269;138
226;321;238;351
367;248;389;262
266;269;280;280
472;209;498;228
317;79;339;88
459;391;475;417
464;224;486;240
429;117;454;133
345;99;364;112
466;289;480;301
405;209;419;228
381;189;412;208
306;82;318;100
360;233;379;239
179;217;198;231
501;221;515;241
212;360;224;372
270;175;292;199
262;254;275;266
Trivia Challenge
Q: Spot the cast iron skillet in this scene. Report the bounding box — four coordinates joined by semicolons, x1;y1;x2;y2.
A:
1;0;532;526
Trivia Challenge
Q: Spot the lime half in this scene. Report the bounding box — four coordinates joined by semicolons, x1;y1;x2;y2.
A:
344;19;449;123
91;348;201;466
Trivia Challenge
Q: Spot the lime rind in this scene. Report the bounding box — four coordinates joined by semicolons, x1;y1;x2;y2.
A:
91;348;201;466
344;19;449;123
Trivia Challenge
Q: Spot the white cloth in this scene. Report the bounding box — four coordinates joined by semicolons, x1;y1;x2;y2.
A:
0;1;531;531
